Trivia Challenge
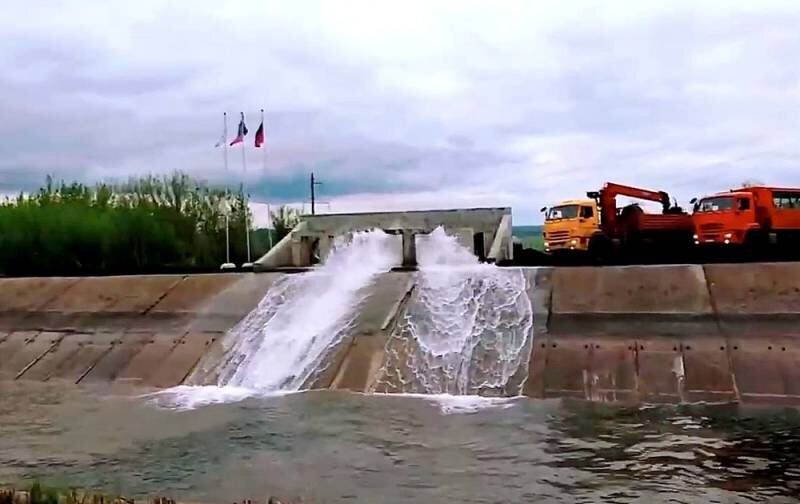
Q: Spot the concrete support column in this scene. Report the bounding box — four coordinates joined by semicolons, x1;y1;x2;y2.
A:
317;235;335;263
401;230;417;269
291;236;312;267
290;236;303;267
488;213;513;263
452;227;475;252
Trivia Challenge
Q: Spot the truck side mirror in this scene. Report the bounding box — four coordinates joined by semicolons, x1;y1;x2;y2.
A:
540;207;547;213
689;198;697;205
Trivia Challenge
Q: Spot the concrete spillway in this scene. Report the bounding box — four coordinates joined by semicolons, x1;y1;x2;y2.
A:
2;261;800;405
372;229;533;395
255;207;514;269
190;230;402;390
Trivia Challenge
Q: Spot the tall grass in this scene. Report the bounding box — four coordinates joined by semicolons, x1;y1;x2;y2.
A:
0;480;304;504
0;172;265;276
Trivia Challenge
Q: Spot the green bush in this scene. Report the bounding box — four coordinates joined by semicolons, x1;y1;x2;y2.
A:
0;172;268;276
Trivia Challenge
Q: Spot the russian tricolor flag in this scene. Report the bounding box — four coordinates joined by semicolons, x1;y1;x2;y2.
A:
255;108;265;148
230;112;248;146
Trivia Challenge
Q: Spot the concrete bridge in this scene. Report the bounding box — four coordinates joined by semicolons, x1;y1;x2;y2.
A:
254;207;514;270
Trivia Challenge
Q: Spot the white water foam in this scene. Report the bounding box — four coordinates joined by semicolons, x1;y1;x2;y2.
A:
371;392;523;415
143;385;264;410
221;229;399;391
421;394;522;414
374;227;533;396
159;226;532;410
187;230;400;399
148;387;520;414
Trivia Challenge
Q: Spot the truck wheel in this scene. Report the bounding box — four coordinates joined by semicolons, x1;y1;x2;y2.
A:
744;230;767;261
588;236;610;265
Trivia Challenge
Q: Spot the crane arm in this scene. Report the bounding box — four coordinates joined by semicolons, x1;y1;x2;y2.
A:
588;182;673;233
600;182;671;209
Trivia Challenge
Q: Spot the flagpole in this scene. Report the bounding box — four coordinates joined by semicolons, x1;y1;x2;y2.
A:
261;108;266;173
240;112;252;266
222;112;231;264
220;112;235;271
225;213;230;263
261;108;270;251
224;112;230;264
223;112;229;172
266;202;273;249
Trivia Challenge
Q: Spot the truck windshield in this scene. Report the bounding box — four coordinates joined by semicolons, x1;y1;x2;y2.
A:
697;197;734;212
546;205;579;220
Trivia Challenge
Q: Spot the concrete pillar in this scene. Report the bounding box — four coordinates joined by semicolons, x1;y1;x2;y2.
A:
317;235;335;263
290;235;303;267
401;230;417;269
487;213;513;263
452;227;474;252
291;236;313;267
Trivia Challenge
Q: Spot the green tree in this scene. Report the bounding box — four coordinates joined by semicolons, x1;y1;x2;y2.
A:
270;205;301;242
0;171;257;276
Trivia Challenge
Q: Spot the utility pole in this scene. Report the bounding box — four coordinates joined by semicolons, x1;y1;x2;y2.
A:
310;172;322;215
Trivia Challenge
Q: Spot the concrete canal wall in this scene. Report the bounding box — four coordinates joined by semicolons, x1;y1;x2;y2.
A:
524;263;800;405
1;262;800;405
0;274;281;387
322;262;800;405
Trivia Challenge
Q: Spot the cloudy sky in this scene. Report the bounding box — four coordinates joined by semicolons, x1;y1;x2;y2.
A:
1;0;799;223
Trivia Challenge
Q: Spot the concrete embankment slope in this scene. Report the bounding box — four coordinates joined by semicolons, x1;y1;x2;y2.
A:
320;263;800;405
0;274;281;387
2;263;800;405
525;263;800;405
306;271;415;391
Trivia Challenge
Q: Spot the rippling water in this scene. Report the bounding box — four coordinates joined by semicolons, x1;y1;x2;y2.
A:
2;381;800;503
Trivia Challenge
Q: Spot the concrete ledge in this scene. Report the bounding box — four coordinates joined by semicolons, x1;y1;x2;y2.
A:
40;275;183;313
0;277;80;312
705;263;800;335
549;313;720;337
548;265;716;336
552;265;713;315
705;262;800;314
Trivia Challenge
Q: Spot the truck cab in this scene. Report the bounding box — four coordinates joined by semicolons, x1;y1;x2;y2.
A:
542;199;600;253
692;191;758;245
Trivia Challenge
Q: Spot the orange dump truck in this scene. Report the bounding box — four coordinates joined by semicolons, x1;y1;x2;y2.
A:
692;186;800;254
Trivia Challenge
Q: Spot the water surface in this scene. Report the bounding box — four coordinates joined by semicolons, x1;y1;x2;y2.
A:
2;381;800;503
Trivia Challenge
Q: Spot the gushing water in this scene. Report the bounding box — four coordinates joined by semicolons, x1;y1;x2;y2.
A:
197;230;400;392
373;227;533;396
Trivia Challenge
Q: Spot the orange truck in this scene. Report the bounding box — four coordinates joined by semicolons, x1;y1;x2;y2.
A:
586;182;694;261
691;186;800;253
542;182;694;262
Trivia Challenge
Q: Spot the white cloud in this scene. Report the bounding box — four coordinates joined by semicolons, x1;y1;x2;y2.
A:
1;0;799;224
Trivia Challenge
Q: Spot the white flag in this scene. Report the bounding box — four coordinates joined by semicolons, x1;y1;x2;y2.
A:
214;131;226;148
215;112;228;147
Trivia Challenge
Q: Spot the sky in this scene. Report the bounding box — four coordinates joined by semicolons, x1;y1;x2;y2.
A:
1;0;799;224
